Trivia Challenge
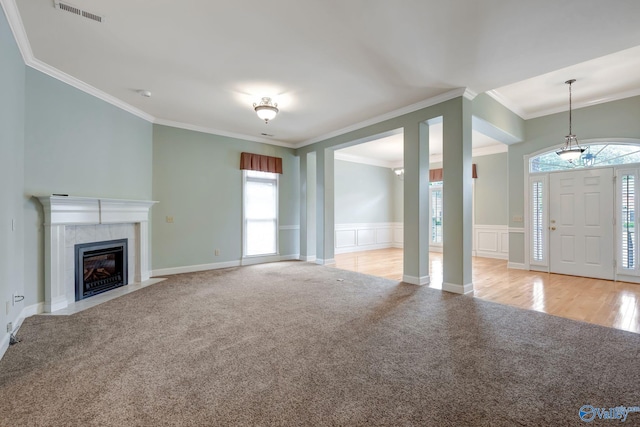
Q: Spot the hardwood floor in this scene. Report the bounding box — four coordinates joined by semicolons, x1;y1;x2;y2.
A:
333;248;640;334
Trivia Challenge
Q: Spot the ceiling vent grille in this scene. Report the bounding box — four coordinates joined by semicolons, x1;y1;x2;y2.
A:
54;1;104;23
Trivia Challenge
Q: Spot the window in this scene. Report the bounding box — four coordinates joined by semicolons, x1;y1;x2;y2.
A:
530;143;640;173
532;181;544;262
430;184;443;245
243;170;278;257
529;175;547;266
620;173;636;270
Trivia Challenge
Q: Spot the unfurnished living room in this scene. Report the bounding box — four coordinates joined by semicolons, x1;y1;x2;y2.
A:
2;1;640;426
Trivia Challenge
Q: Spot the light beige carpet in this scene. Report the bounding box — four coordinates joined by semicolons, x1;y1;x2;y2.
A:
1;261;639;426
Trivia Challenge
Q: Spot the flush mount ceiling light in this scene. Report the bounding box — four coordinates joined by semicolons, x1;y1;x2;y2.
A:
253;97;279;124
556;79;585;162
137;89;151;98
392;167;404;179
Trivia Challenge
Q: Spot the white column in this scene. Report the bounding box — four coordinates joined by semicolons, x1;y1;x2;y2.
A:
442;96;474;294
315;148;335;264
403;121;430;285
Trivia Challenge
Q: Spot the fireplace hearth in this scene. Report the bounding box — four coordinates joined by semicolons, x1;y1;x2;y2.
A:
75;239;128;301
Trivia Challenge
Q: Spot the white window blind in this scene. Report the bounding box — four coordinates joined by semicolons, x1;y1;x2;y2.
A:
532;181;544;262
621;174;635;269
243;170;278;257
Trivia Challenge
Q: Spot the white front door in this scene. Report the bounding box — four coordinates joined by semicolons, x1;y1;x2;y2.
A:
549;168;614;279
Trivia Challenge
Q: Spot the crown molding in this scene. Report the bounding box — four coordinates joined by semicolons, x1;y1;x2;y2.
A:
1;0;154;122
153;119;294;148
470;143;508;157
30;58;155;122
295;87;470;149
488;87;640;121
339;143;508;168
428;143;507;165
485;90;527;119
334;151;399;169
519;87;640;120
463;88;478;100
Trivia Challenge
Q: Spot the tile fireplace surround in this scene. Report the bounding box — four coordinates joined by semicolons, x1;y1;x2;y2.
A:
37;196;157;313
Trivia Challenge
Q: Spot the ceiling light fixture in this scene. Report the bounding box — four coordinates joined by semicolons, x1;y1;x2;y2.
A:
556;79;585;162
138;90;152;98
253;97;279;123
392;167;404;179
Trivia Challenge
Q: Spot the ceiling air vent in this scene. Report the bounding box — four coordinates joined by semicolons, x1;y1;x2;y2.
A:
54;1;104;23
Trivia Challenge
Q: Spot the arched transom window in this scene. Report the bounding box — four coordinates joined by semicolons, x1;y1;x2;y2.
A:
530;143;640;173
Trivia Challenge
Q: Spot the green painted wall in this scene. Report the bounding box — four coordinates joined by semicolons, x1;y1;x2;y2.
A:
473;152;508;226
23;68;153;305
306;152;317;257
334;160;398;224
152;125;299;270
508;95;640;263
429;152;508;226
472;93;524;143
0;6;25;343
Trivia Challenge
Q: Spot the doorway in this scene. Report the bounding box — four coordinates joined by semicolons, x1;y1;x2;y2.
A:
548;168;614;279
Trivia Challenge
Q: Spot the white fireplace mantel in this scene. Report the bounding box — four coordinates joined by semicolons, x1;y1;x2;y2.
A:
37;196;157;313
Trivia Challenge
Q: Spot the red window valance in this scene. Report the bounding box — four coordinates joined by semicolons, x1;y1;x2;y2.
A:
429;164;477;181
240;152;283;174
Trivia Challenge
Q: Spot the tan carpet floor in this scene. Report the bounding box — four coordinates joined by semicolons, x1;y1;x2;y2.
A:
1;261;639;426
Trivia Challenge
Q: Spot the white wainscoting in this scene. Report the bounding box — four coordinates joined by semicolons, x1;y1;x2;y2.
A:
335;223;403;254
473;225;509;260
335;223;509;260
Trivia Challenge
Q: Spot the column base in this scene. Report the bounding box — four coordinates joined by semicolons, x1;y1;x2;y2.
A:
442;282;474;295
402;275;430;286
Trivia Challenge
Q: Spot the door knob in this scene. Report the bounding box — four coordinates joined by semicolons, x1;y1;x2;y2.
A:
550;226;556;231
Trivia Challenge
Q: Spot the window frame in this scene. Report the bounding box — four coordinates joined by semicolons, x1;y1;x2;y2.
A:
242;170;279;259
617;168;639;275
528;174;548;267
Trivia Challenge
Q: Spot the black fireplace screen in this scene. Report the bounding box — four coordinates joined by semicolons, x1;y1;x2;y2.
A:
75;239;128;301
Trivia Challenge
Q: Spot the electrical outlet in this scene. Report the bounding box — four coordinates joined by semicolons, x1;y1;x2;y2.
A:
166;216;174;223
215;249;220;256
6;322;12;333
513;215;524;222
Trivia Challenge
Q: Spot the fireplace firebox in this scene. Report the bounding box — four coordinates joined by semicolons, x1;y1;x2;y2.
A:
75;239;128;301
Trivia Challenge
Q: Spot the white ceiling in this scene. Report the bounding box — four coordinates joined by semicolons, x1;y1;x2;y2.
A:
335;123;506;167
5;0;640;147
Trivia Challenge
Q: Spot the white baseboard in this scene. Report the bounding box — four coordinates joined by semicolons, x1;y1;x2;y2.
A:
242;254;300;266
442;282;474;294
300;255;317;262
507;262;526;270
475;251;509;260
335;243;395;255
152;260;241;276
153;255;301;276
1;302;44;361
316;258;336;265
402;275;430;286
615;274;640;284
